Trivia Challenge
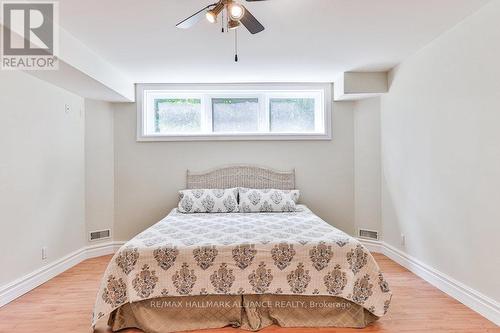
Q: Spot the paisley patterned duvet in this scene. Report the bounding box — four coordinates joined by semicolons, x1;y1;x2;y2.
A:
92;206;392;327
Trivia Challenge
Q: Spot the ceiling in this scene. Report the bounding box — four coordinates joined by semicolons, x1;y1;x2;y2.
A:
57;0;490;84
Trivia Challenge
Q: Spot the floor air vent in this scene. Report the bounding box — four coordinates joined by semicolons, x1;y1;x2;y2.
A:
358;229;379;240
89;229;111;241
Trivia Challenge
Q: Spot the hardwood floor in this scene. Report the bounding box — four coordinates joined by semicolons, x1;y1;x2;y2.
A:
0;253;498;333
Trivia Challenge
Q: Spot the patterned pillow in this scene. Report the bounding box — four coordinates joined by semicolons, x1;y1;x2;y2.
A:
178;188;239;213
238;188;300;213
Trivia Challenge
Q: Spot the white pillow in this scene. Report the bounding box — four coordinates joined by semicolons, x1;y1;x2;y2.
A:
238;188;300;213
178;188;239;213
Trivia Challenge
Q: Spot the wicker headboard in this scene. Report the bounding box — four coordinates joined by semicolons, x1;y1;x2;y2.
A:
186;165;295;190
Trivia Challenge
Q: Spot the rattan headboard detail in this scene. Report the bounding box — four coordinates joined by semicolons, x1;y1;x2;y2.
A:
186;165;295;190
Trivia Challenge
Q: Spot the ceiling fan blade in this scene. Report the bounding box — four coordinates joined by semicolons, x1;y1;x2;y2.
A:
240;6;265;34
176;5;213;29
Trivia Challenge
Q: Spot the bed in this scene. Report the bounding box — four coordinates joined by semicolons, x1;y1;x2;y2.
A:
92;165;391;332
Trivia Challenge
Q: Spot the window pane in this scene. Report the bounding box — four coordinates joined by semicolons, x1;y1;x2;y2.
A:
154;98;201;134
212;98;259;133
270;98;315;132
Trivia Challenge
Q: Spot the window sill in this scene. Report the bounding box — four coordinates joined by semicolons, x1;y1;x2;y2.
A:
137;133;332;142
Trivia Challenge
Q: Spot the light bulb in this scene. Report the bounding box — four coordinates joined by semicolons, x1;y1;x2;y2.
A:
206;2;224;24
229;2;245;20
206;11;217;23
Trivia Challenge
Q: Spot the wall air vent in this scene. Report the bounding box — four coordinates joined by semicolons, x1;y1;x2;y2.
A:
89;229;111;241
358;229;379;240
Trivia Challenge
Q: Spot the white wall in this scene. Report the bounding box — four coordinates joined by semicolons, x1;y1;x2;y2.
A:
112;101;356;241
381;0;500;302
354;98;381;235
85;99;114;243
0;71;85;286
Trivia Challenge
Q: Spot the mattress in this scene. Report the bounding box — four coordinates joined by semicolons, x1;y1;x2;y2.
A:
92;205;392;328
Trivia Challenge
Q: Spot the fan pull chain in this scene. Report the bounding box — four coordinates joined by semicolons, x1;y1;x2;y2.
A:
234;28;238;62
221;9;225;33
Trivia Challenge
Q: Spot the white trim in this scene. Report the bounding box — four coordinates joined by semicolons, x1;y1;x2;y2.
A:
136;83;333;142
357;238;500;326
0;241;125;307
137;133;333;142
85;241;125;259
357;237;383;253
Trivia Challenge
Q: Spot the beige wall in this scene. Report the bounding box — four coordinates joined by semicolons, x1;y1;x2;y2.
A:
381;0;500;302
0;71;85;286
354;98;381;235
112;101;356;241
85;99;114;243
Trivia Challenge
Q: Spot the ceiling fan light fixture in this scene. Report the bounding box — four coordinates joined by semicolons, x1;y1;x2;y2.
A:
205;11;216;23
206;2;224;23
228;2;245;20
228;19;240;30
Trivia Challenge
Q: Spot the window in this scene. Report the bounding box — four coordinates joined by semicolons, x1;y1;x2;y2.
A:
212;98;259;133
138;83;332;141
270;98;315;132
155;98;201;133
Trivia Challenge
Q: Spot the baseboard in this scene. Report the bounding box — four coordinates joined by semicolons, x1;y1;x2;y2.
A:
0;241;124;307
85;241;125;259
357;237;383;253
358;238;500;326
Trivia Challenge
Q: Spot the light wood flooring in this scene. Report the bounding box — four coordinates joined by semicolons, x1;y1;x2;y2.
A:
0;253;498;333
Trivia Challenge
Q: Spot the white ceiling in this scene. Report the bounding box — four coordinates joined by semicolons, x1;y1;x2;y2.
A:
57;0;490;84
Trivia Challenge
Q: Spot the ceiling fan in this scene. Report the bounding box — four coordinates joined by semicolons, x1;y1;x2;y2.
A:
176;0;266;35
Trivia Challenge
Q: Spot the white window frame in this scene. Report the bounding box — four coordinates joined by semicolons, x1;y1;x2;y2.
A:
137;83;332;141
